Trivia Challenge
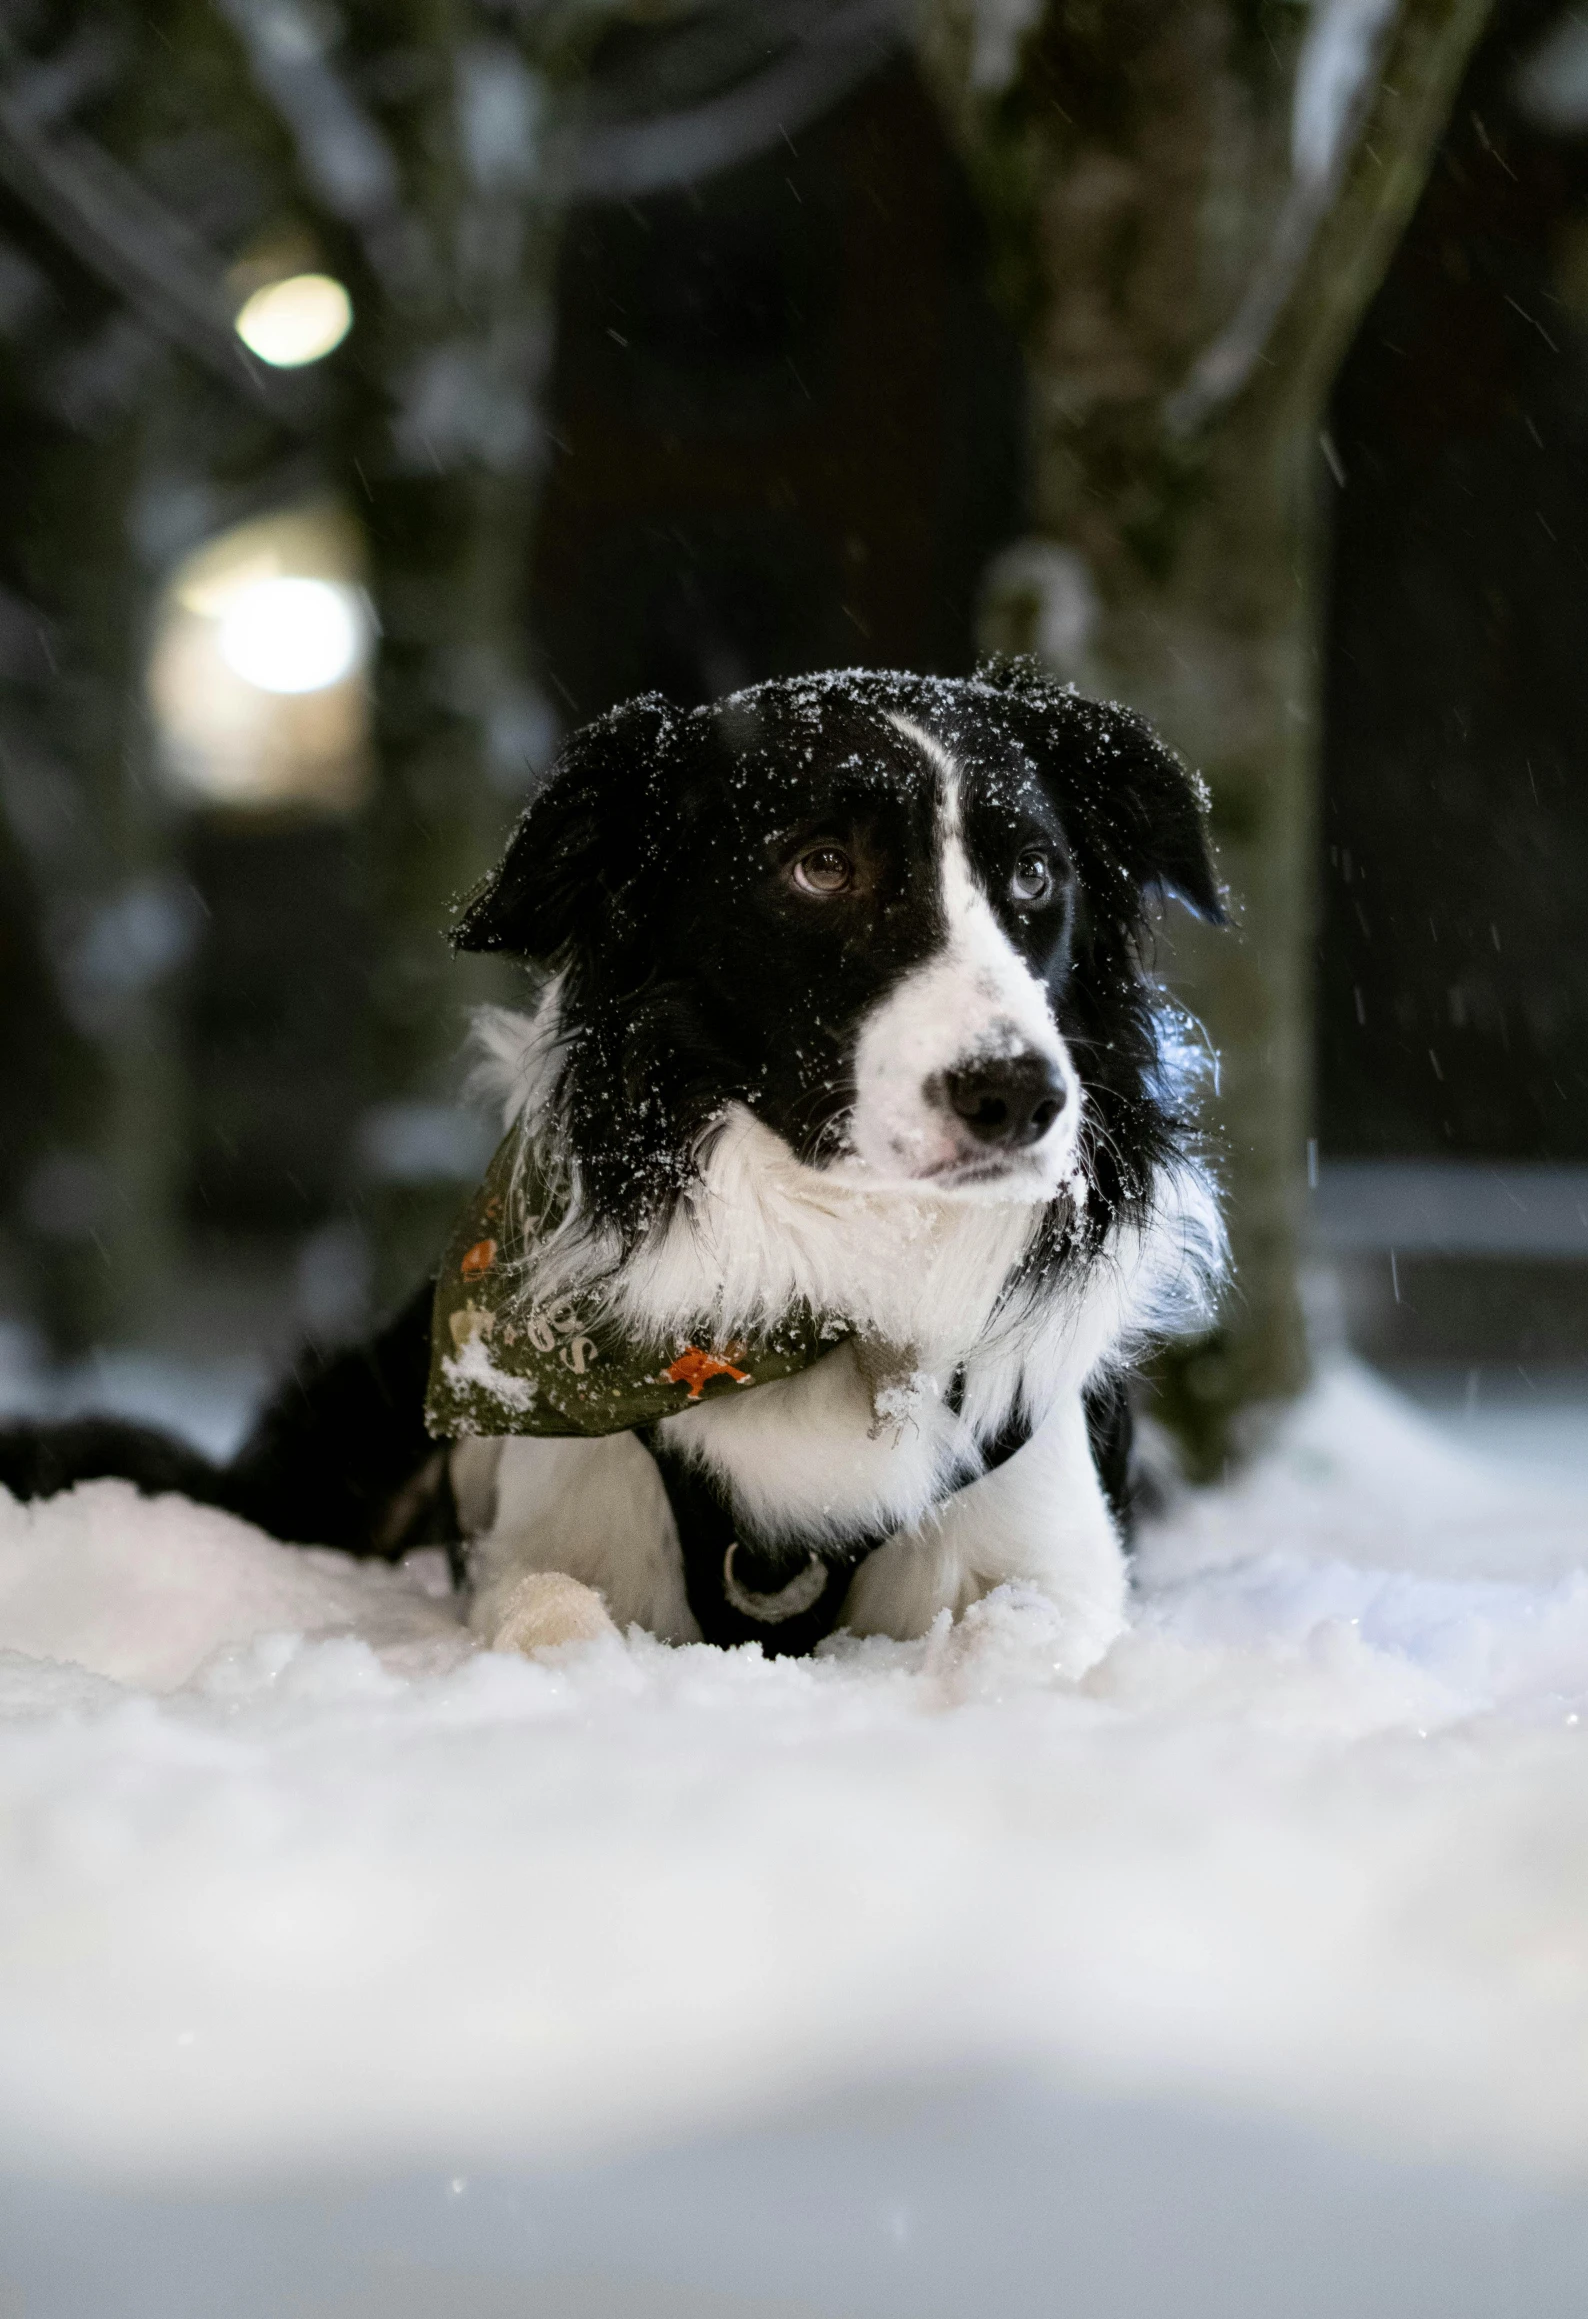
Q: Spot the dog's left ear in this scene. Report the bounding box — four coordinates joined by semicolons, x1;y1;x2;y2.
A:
1084;703;1225;926
452;694;675;962
982;658;1224;926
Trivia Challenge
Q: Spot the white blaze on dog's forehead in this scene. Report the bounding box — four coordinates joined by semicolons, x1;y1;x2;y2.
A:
883;711;962;828
835;711;1081;1193
882;709;1050;1034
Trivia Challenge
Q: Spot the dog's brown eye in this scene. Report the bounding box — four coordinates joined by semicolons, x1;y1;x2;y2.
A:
1011;850;1054;905
792;845;854;896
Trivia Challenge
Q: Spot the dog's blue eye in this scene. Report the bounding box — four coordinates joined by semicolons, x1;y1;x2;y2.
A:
1011;851;1054;904
792;846;853;896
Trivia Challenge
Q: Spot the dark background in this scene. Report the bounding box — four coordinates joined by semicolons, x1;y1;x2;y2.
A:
1;0;1586;1394
1323;0;1588;1166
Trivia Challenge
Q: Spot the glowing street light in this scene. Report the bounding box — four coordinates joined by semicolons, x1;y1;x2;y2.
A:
234;272;353;367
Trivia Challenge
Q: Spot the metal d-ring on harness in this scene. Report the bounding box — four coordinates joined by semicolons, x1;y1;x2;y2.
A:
638;1372;1036;1658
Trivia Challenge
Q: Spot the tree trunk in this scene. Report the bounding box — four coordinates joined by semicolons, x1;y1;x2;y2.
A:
313;3;602;1301
918;0;1493;1468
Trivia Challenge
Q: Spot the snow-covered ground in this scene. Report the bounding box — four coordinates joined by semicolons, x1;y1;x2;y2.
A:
3;1362;1588;2312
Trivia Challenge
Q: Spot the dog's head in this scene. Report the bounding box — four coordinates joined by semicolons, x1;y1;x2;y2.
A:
455;665;1220;1231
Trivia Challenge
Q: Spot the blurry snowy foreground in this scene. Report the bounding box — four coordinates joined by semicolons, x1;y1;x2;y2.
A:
1;1361;1588;2225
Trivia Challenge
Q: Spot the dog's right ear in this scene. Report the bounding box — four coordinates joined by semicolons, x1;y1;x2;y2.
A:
451;695;675;962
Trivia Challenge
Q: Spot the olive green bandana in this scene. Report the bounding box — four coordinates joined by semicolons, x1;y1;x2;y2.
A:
426;1130;854;1440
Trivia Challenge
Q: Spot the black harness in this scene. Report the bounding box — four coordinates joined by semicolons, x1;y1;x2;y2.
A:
639;1376;1036;1657
228;1271;1132;1630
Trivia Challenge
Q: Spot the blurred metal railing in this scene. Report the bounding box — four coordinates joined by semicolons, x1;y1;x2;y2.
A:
1313;1161;1588;1258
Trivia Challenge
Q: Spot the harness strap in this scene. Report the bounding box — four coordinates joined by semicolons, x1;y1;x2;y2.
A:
640;1378;1035;1658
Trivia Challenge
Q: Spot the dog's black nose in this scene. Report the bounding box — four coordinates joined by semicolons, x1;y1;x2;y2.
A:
942;1052;1068;1147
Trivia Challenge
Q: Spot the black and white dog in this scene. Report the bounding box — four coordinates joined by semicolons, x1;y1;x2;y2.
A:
0;663;1225;1670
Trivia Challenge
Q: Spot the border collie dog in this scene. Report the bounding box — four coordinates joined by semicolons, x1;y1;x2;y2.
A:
0;663;1226;1670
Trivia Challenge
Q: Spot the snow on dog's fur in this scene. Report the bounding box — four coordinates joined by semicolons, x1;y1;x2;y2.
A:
450;664;1228;1660
0;662;1228;1671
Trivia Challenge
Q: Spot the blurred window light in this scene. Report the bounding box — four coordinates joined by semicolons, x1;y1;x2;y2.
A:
217;576;364;694
234;272;353;367
148;503;375;815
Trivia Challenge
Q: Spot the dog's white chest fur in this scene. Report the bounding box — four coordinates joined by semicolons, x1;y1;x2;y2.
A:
456;1026;1219;1666
463;1374;1126;1674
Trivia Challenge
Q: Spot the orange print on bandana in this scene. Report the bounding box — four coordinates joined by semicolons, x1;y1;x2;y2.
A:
663;1346;753;1400
460;1238;498;1279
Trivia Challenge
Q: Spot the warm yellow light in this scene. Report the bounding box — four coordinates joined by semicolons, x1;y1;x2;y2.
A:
234;273;352;368
148;504;374;814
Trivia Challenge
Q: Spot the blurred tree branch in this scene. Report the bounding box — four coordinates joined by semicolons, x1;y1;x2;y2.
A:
0;57;269;394
574;0;901;196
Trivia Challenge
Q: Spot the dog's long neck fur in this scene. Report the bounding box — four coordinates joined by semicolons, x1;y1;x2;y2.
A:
468;989;1224;1438
473;988;1036;1343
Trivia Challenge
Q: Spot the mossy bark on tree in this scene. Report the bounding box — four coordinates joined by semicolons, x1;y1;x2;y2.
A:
918;0;1493;1467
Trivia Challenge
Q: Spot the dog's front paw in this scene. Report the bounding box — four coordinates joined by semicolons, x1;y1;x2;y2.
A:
488;1571;618;1656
